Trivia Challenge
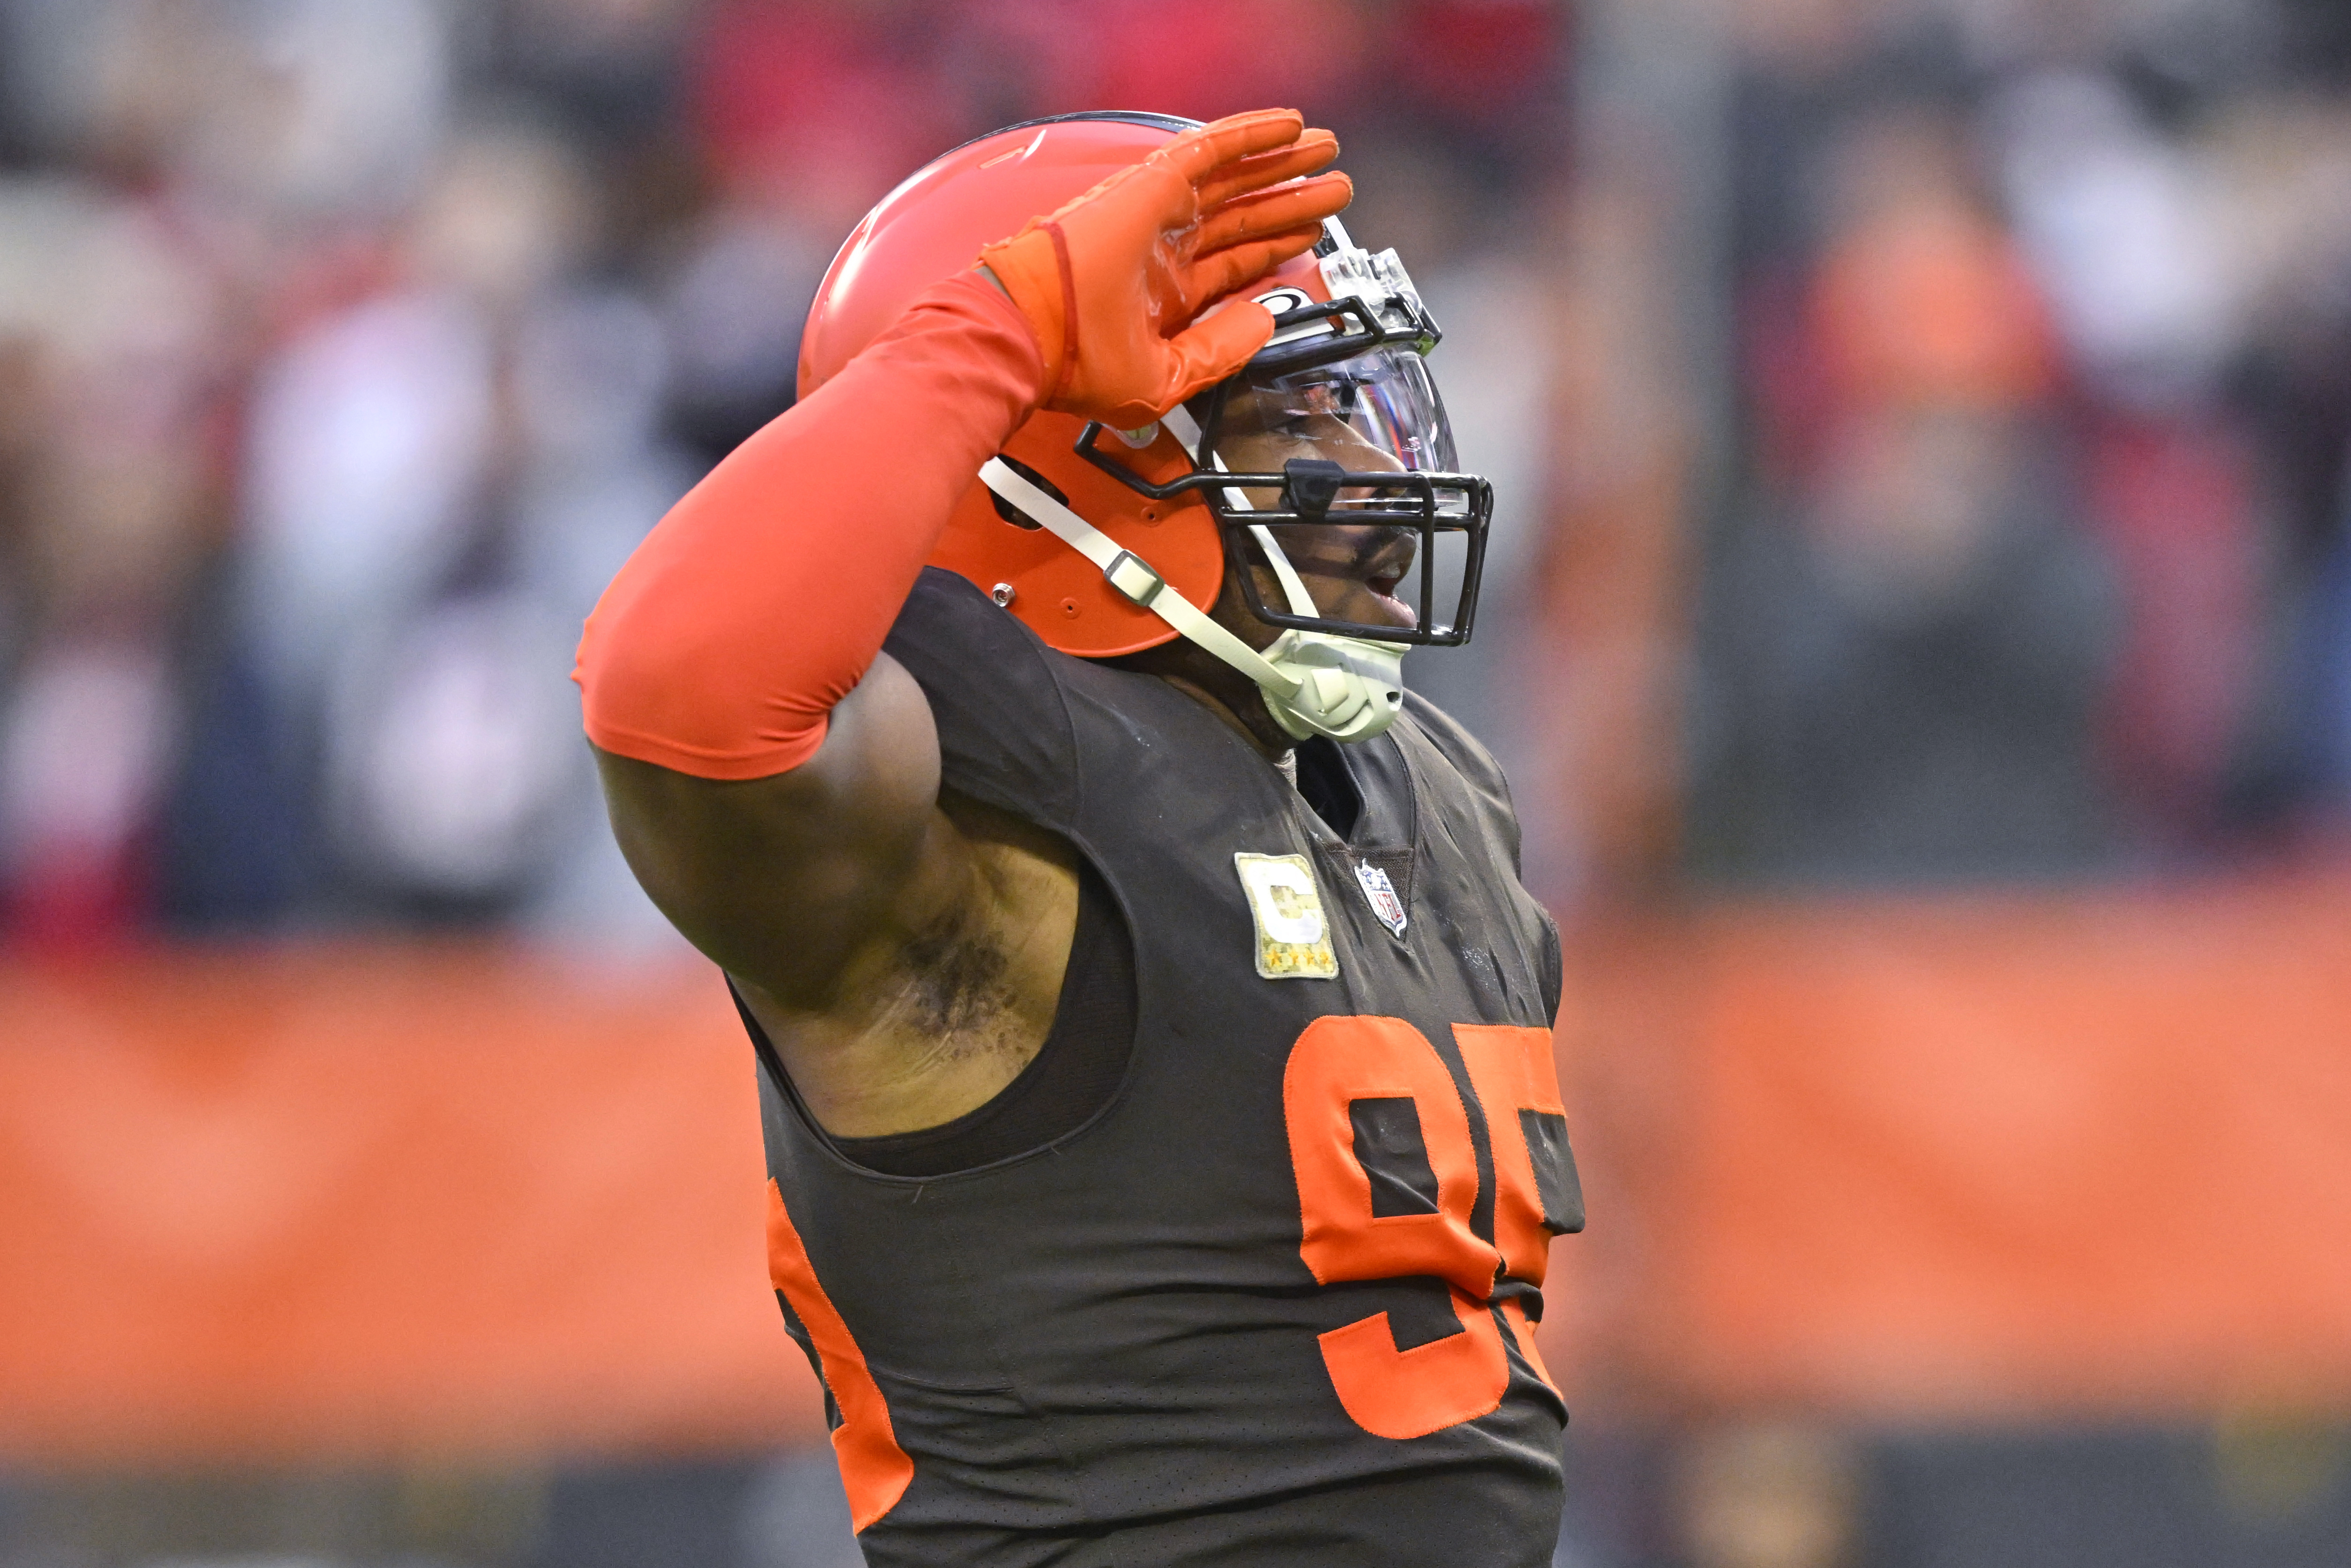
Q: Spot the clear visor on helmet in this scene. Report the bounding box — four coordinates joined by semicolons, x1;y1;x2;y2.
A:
1200;345;1466;516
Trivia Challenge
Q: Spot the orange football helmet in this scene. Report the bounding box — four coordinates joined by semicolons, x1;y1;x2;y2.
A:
798;111;1490;665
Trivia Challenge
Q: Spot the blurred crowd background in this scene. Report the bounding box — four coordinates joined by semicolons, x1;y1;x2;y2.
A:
4;0;2351;1565
1694;0;2351;889
7;0;2351;947
0;0;1583;950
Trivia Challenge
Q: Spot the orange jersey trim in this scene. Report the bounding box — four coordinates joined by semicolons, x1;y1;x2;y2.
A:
764;1180;914;1531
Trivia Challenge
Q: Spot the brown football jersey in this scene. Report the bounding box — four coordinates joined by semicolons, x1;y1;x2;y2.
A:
740;568;1581;1567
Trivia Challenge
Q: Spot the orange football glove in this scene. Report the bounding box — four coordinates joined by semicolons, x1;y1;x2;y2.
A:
977;109;1352;429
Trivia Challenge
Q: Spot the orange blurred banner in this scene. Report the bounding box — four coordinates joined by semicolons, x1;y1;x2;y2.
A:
4;879;2350;1466
1552;874;2351;1420
0;947;823;1467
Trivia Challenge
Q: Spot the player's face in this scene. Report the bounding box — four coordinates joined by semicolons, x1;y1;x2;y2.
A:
1209;402;1420;637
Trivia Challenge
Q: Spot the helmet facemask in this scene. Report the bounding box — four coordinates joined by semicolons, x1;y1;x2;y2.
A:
979;219;1490;744
1077;220;1492;650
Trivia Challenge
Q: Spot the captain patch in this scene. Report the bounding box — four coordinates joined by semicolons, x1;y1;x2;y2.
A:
1233;853;1340;980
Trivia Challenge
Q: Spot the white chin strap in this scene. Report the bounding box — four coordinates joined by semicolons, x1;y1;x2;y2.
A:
976;456;1407;744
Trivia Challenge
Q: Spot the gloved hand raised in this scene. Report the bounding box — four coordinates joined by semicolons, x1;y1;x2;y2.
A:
977;109;1352;429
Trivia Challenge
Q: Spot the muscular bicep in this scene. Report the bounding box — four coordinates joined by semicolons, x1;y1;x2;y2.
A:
594;652;969;1006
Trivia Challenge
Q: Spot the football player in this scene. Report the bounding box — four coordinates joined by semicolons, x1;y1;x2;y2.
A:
577;109;1583;1567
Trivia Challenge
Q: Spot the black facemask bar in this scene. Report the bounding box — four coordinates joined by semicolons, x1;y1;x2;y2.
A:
1074;296;1491;647
1074;424;1491;647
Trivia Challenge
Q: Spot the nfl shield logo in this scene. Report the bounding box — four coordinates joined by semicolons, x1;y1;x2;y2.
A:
1353;861;1408;937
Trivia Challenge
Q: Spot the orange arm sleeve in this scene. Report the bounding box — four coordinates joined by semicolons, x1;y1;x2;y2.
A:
573;272;1045;779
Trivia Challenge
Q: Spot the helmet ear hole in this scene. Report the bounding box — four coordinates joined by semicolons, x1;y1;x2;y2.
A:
988;454;1065;530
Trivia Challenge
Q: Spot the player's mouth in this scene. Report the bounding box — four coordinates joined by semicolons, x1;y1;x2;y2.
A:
1361;532;1418;624
1286;525;1419;630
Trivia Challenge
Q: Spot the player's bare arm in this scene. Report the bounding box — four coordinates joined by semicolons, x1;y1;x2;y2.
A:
595;658;1083;1137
